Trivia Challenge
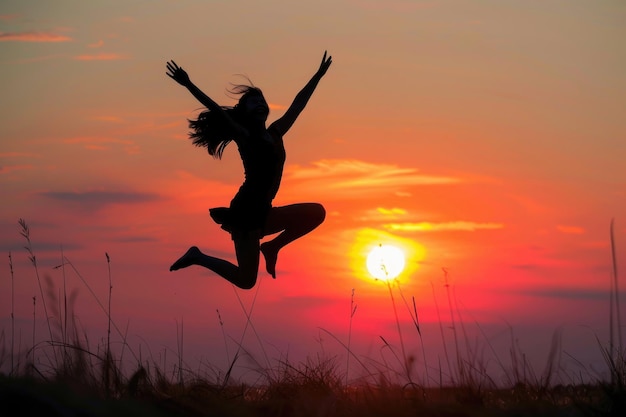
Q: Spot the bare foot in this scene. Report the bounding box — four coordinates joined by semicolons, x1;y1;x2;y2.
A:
170;246;201;271
260;242;278;279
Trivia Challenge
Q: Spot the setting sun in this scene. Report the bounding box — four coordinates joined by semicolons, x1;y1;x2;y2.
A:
349;228;426;283
366;244;406;280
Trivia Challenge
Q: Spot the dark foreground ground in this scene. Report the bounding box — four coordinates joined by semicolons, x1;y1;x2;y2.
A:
2;374;624;417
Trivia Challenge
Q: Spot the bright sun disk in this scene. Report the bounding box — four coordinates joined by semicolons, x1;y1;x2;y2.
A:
366;244;406;280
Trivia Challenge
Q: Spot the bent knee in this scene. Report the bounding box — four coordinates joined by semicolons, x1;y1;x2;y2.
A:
312;203;326;225
237;274;257;290
316;204;326;225
235;263;258;290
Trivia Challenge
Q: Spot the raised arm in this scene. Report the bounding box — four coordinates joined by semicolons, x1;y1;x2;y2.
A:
271;51;332;136
166;60;246;136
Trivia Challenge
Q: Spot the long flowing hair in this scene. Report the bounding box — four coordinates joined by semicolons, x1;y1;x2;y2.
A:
188;83;263;159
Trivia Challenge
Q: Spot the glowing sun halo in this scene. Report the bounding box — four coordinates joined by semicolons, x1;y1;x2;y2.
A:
366;244;406;280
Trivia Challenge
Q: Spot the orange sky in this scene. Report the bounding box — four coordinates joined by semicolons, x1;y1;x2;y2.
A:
1;0;625;385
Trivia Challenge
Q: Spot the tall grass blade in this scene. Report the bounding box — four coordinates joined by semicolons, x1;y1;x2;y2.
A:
223;278;267;386
443;268;463;384
386;280;412;384
9;252;15;375
31;296;36;366
60;245;67;347
19;219;56;364
216;309;230;363
610;219;622;353
318;327;375;382
431;280;452;384
105;252;113;396
62;257;138;361
346;288;357;386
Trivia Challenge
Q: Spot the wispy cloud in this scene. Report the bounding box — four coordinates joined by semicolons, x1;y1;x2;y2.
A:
0;152;41;158
384;221;504;232
518;287;623;302
352;0;437;12
0;14;19;21
13;54;66;64
0;164;34;174
40;190;164;211
63;136;138;153
110;235;160;243
0;31;71;42
84;145;109;151
377;207;407;216
354;207;410;223
282;159;462;199
288;159;460;185
88;39;104;48
0;240;83;253
0;151;41;174
269;103;287;111
556;225;585;234
73;52;129;61
91;115;125;123
82;112;185;139
355;207;408;223
63;137;131;145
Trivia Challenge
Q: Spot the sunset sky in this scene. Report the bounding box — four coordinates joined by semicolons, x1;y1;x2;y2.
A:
1;0;625;384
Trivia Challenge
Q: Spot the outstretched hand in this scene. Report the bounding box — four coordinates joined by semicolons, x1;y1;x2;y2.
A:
316;51;332;77
166;60;191;86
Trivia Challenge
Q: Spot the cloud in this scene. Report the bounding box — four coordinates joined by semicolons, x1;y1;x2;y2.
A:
14;54;66;64
109;235;160;243
84;145;109;151
377;207;407;216
510;263;539;271
88;40;104;48
63;137;128;144
384;221;504;232
290;159;406;179
0;149;40;172
0;152;41;158
355;207;409;223
73;52;129;61
0;240;83;253
91;115;125;123
0;31;71;42
269;103;287;111
40;190;164;210
352;0;437;12
519;287;624;302
0;15;19;21
556;225;585;234
63;136;138;153
272;295;338;310
281;159;463;201
0;165;34;174
286;159;461;192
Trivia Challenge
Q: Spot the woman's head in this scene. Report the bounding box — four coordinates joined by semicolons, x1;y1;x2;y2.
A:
234;86;269;123
188;82;266;159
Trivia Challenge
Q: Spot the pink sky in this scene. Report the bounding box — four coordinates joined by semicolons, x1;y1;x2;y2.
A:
1;0;625;385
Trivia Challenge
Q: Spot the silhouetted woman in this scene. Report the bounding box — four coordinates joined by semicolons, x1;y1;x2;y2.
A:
166;52;332;289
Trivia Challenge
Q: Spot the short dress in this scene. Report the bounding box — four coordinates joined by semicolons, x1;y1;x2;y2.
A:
209;125;286;239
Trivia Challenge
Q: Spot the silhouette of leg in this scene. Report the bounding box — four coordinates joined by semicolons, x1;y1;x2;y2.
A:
170;246;202;271
261;203;325;278
169;237;260;290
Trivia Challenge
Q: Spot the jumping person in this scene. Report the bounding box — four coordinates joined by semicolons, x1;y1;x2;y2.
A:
166;52;332;289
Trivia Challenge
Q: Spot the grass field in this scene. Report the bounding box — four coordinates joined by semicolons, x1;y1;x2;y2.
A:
2;220;624;416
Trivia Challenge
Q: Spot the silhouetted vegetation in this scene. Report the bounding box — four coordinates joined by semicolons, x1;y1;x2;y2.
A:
2;219;624;416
